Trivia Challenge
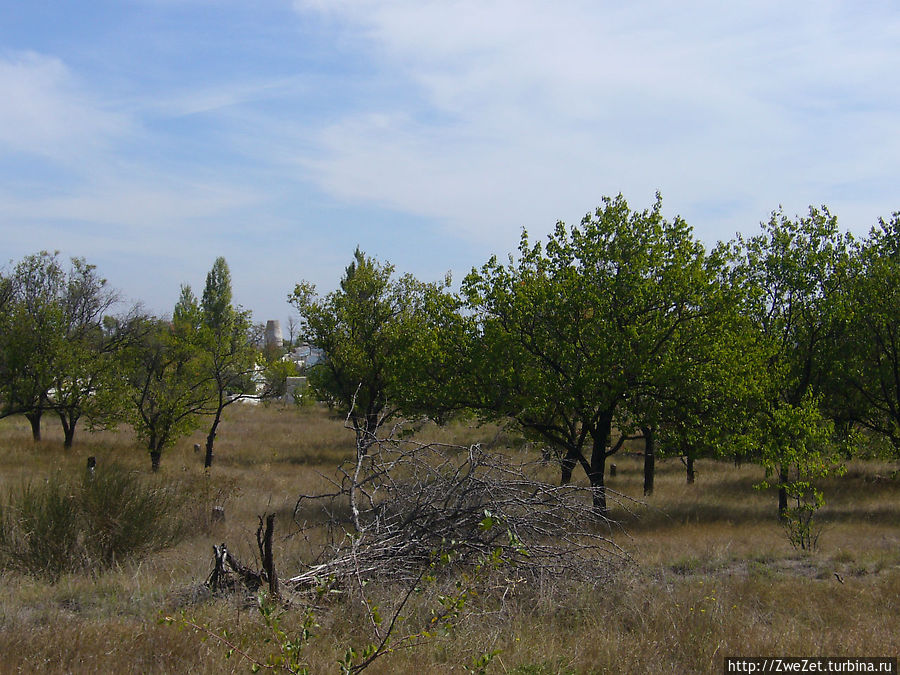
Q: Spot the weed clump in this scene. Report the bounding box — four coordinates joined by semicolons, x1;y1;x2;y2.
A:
0;463;185;581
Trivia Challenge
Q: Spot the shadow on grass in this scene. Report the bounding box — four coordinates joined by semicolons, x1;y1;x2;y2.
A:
613;488;900;534
220;444;354;468
817;505;900;526
614;501;774;533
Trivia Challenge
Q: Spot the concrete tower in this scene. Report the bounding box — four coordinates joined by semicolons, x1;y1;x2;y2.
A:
264;320;283;350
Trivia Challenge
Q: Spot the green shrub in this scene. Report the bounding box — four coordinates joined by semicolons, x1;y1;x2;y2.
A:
0;473;83;581
79;464;184;567
0;464;186;581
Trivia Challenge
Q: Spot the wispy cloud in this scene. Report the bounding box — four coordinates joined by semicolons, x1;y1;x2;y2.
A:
2;2;898;322
144;76;309;118
290;1;900;243
0;51;130;163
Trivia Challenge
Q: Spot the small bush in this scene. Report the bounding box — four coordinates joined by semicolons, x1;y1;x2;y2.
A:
0;473;83;581
79;465;185;567
0;464;186;581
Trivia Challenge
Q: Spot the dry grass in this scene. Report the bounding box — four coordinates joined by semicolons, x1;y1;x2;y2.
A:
0;407;898;674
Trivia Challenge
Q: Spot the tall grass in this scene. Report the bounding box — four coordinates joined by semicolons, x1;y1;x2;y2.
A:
0;404;897;673
0;464;185;580
0;472;82;581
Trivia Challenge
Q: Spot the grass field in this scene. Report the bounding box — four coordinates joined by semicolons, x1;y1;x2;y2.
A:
0;404;898;674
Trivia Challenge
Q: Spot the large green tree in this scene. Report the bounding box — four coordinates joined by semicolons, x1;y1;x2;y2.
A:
629;242;758;493
462;194;716;514
836;213;900;456
0;253;140;447
732;206;852;518
289;248;437;452
124;291;212;471
0;252;67;439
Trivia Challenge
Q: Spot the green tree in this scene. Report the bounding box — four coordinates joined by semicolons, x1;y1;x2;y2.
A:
836;213;900;456
47;258;131;447
0;252;69;440
289;248;431;453
462;194;714;514
124;295;211;471
732;206;851;519
636;242;766;491
0;273;11;314
197;257;259;468
0;253;134;447
261;358;299;399
391;276;476;424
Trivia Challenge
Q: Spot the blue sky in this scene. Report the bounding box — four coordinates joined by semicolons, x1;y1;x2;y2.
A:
2;1;899;323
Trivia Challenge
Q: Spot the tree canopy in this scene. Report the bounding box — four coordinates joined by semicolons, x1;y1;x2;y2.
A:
462;194;718;512
0;252;127;446
289;247;435;452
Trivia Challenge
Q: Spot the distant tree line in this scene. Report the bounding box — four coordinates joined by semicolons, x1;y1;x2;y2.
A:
0;253;267;470
3;196;899;529
289;195;900;526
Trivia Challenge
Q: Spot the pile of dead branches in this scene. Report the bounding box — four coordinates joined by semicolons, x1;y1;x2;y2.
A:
286;434;630;590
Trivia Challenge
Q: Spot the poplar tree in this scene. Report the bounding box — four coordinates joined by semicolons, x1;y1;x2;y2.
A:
198;257;258;468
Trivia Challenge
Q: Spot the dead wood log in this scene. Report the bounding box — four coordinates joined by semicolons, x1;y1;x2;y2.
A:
257;513;279;599
205;513;280;601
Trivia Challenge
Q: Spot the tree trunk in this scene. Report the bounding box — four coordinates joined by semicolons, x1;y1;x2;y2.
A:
778;465;788;522
26;410;42;441
150;450;162;472
205;408;222;469
560;449;577;485
63;424;75;449
258;513;280;599
589;437;608;515
686;455;695;484
642;426;655;496
59;412;77;449
589;417;613;516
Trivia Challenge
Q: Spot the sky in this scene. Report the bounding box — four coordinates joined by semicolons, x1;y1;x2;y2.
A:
2;1;899;323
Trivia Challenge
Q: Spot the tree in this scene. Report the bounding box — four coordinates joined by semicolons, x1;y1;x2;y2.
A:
636;242;765;491
47;258;130;447
836;213;900;456
0;253;132;446
124;301;211;471
0;252;69;440
0;273;11;314
289;248;431;453
197;257;259;468
732;206;851;519
285;314;299;348
462;194;715;514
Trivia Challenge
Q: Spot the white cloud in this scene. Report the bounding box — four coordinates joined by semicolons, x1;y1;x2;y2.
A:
145;76;309;118
0;177;258;234
0;49;270;250
4;3;899;321
0;52;129;163
290;1;900;245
